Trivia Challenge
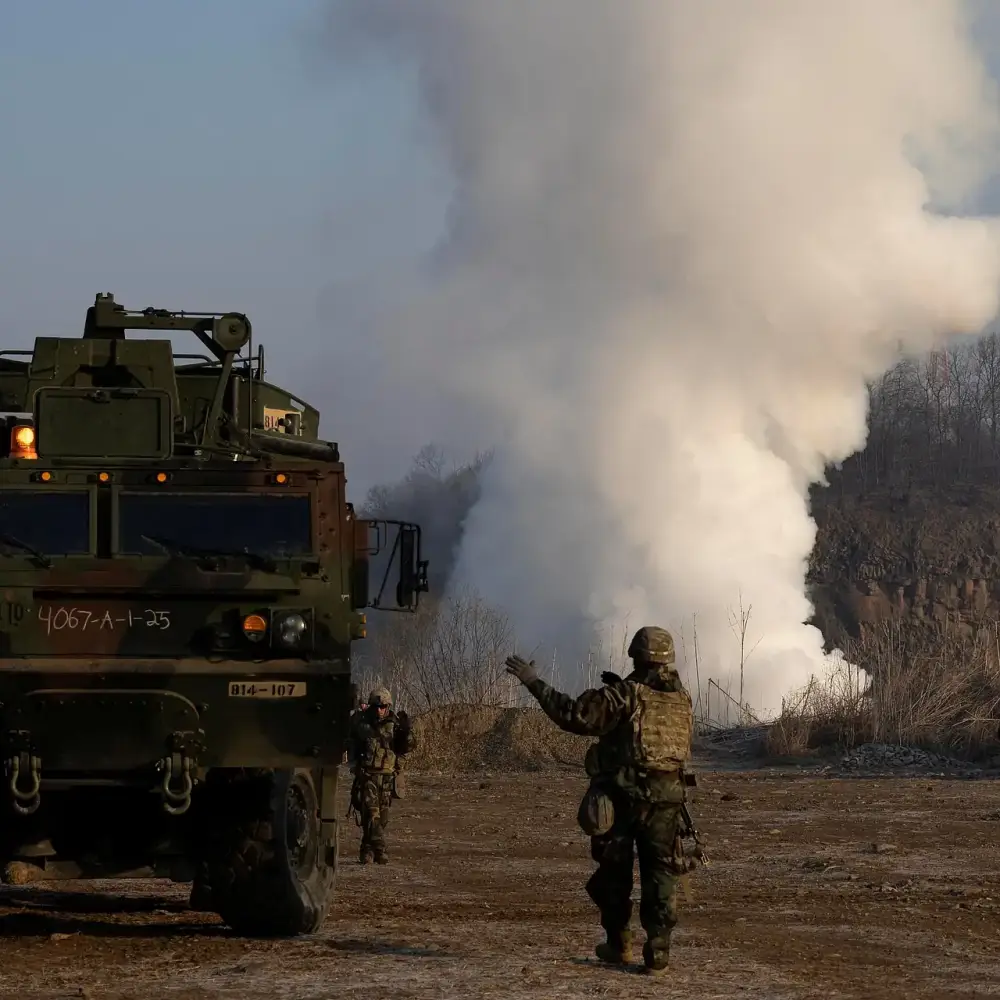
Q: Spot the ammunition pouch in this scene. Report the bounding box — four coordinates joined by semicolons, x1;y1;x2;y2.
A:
391;772;406;800
577;781;615;837
366;743;396;774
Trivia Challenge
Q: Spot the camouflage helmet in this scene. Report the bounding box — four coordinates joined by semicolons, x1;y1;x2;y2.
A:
627;626;675;666
368;686;392;708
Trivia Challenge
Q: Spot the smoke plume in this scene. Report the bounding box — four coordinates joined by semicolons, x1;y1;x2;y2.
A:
321;1;1000;716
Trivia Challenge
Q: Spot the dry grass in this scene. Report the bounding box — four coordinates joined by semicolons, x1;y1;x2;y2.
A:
765;619;1000;759
353;588;518;714
356;587;1000;767
353;591;610;772
406;704;593;773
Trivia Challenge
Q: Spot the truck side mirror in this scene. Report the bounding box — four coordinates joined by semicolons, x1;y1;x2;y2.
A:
395;524;429;609
362;518;429;612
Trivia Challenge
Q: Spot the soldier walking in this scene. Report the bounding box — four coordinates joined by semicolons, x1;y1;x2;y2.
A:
347;687;416;865
505;626;698;975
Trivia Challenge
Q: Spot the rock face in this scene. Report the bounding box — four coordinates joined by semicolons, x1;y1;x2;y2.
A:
808;486;1000;651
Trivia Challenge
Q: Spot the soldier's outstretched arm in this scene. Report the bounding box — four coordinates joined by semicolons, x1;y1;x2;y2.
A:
505;655;631;737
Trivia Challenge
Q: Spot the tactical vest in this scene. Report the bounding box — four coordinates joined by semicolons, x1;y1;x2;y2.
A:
358;720;398;775
586;681;693;778
627;685;693;770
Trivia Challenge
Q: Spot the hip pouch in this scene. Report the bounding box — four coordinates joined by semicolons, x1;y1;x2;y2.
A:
391;773;406;800
577;782;615;837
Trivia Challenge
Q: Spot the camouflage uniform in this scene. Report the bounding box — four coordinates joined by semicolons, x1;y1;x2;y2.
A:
506;626;695;975
347;687;416;865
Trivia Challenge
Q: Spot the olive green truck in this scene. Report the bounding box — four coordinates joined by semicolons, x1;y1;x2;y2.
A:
0;293;427;934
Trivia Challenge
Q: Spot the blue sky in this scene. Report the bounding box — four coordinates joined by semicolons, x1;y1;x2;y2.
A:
0;0;450;494
7;1;1000;499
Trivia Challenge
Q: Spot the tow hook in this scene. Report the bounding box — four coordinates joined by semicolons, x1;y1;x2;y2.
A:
6;753;41;816
157;753;194;816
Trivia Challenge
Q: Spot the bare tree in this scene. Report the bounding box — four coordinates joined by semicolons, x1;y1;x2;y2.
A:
827;333;1000;493
355;588;515;714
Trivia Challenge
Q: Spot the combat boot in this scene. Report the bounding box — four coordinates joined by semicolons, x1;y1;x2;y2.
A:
373;850;389;865
594;929;632;965
642;938;669;975
359;846;373;865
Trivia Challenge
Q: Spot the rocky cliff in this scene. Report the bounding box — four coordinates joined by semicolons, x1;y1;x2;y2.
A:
808;485;1000;652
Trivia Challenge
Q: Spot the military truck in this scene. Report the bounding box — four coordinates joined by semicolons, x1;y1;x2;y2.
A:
0;293;428;935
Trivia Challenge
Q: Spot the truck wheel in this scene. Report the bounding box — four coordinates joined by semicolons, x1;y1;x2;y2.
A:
203;768;334;936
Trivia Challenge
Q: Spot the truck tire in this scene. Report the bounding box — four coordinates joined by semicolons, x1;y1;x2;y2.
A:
198;767;334;936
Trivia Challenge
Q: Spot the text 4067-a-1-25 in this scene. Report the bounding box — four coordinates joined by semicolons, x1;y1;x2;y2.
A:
36;606;172;634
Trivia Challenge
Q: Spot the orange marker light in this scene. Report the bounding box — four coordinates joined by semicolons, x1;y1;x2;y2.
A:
156;472;167;483
98;472;110;483
10;425;37;460
275;473;288;484
241;614;268;642
40;471;52;482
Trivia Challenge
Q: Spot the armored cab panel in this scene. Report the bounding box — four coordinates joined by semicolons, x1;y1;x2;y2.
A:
253;380;319;439
35;386;173;461
25;337;178;462
0;360;28;413
172;373;319;446
26;337;179;404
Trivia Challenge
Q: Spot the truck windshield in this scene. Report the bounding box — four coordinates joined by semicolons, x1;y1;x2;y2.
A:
0;490;91;555
118;492;312;557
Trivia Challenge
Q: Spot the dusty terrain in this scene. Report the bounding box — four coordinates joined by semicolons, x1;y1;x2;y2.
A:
2;739;1000;1000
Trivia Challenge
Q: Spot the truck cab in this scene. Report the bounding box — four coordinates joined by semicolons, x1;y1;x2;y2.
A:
0;293;428;935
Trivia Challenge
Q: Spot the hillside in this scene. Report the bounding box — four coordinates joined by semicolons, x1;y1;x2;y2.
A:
808;485;1000;652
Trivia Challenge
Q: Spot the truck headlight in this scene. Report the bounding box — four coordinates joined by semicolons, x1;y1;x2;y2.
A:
274;611;308;648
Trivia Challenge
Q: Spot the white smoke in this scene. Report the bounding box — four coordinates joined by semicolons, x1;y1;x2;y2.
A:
322;1;1000;717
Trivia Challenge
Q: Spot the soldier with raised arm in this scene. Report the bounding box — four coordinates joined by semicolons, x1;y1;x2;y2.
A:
347;687;416;865
505;626;698;975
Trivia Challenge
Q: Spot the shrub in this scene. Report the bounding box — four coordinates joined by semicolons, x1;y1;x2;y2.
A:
765;619;1000;759
352;588;517;714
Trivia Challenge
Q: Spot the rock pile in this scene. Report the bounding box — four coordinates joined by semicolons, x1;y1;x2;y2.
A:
836;742;987;777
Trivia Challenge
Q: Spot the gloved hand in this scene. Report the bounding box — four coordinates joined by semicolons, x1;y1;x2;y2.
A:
505;654;538;685
396;712;412;745
601;670;623;686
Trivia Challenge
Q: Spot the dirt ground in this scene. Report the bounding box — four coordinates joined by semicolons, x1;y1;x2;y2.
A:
2;751;1000;1000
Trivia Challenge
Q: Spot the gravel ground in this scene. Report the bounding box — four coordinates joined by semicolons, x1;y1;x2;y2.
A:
2;746;1000;999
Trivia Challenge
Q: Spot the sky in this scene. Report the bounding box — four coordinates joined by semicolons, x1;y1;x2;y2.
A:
6;0;1000;505
0;0;454;498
